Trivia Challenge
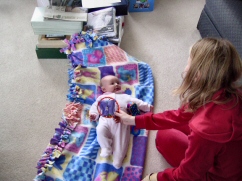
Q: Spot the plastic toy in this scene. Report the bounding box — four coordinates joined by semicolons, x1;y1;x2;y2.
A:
97;97;120;118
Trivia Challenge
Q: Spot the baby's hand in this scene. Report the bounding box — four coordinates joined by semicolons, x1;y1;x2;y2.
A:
89;114;97;122
113;115;121;123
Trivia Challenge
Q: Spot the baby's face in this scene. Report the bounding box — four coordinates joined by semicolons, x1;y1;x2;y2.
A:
101;75;121;93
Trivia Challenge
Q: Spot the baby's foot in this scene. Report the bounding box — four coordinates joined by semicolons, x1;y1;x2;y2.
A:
113;161;122;169
100;148;112;157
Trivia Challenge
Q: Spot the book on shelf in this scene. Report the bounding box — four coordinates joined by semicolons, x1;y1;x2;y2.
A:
31;7;86;35
36;35;70;48
86;7;117;37
108;16;124;46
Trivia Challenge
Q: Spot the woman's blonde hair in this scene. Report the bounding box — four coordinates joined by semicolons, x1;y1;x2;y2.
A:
174;37;242;112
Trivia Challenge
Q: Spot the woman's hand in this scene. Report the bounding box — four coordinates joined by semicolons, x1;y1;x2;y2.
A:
142;173;158;181
150;105;154;113
114;110;136;125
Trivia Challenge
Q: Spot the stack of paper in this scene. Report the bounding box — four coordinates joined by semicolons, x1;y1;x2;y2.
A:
108;16;124;46
31;7;87;35
86;7;117;37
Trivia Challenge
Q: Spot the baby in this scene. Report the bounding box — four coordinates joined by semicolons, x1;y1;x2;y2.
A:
89;75;152;169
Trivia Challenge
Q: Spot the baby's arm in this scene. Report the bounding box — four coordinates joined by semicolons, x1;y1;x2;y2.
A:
89;114;98;122
129;96;152;112
89;98;100;121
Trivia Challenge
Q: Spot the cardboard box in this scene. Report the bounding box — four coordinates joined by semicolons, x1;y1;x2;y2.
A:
129;0;154;12
36;35;70;48
35;46;67;59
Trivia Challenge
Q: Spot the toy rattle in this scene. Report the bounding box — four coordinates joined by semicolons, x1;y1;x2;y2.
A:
97;97;120;118
127;103;141;136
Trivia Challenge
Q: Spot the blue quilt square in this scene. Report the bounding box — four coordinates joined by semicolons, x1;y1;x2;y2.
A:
94;163;123;181
135;85;154;105
80;128;100;159
138;63;154;86
63;157;95;181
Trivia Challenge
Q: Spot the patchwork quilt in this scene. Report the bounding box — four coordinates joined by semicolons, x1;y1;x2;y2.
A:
34;31;154;181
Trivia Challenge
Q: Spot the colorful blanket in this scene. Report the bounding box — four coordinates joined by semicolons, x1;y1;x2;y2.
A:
34;31;154;181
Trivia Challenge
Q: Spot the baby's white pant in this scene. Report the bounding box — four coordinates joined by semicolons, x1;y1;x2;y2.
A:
96;116;130;169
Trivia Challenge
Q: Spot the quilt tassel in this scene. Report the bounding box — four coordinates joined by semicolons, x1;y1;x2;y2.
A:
35;102;84;180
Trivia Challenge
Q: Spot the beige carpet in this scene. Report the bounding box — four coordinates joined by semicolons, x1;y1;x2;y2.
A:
0;0;205;180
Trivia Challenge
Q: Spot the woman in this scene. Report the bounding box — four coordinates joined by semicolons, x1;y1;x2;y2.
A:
114;38;242;181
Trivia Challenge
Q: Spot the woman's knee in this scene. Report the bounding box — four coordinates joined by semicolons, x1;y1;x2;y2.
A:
155;129;188;167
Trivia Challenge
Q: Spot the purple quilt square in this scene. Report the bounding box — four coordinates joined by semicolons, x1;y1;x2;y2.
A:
131;136;147;167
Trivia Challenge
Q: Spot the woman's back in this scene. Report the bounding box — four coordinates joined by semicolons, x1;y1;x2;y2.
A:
189;91;242;180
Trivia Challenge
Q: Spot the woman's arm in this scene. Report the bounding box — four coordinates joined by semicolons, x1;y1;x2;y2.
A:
135;107;193;130
114;106;193;129
129;96;151;112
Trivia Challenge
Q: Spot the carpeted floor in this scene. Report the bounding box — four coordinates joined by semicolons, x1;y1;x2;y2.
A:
0;0;205;180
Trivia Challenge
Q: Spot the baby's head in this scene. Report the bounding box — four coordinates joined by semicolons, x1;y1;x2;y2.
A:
101;75;121;93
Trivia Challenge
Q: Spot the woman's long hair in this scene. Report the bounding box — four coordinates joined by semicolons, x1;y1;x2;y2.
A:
174;37;242;112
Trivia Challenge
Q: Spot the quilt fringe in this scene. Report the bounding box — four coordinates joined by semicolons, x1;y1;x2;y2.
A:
60;30;111;55
34;102;83;181
60;30;112;68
